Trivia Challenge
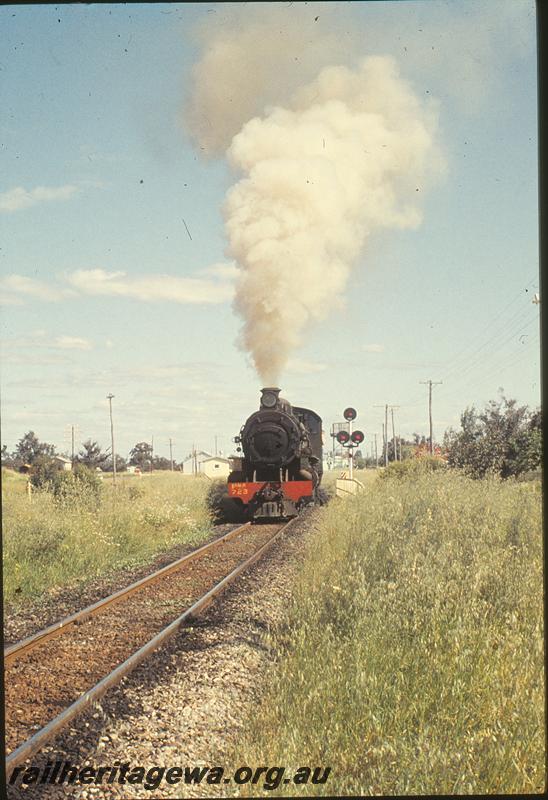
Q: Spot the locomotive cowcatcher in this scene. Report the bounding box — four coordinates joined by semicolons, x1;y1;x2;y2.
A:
220;388;324;522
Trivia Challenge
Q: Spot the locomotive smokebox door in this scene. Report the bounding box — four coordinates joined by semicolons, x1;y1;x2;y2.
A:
260;387;281;408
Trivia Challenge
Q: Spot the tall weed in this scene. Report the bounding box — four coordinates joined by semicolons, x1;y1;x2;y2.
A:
233;472;544;795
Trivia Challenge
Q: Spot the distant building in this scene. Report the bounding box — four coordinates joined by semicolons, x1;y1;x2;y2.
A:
201;456;230;479
54;456;72;472
182;450;213;475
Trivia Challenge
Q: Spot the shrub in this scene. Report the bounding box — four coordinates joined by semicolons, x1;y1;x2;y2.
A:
206;479;228;521
30;460;102;508
53;464;102;507
379;455;447;480
29;455;61;490
444;395;542;479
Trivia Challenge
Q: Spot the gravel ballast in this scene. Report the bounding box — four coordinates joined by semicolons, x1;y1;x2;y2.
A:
6;512;321;799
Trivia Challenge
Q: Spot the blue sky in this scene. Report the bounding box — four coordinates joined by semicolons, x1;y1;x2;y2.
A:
0;1;539;463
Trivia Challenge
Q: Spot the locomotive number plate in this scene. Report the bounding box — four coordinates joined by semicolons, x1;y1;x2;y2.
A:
229;483;249;496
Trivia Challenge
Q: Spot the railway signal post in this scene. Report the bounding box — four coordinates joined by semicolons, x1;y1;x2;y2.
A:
336;407;365;480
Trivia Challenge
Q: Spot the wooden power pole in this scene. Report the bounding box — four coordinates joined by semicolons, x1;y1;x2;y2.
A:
107;394;116;487
420;380;443;454
375;404;399;465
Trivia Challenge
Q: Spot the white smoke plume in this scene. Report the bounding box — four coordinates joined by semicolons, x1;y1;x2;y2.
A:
185;5;443;384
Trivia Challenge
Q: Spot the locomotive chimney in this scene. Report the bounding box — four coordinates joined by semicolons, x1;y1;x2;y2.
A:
260;387;281;409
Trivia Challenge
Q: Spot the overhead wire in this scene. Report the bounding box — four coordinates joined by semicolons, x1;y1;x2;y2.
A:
397;284;539;440
438;303;537;387
435;275;538;378
442;312;539;386
461;328;540;391
364;278;540;443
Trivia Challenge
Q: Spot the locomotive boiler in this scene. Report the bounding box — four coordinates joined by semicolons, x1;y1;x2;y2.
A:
220;387;324;522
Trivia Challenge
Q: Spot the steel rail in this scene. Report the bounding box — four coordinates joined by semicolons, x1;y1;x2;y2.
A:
5;519;295;772
4;522;251;666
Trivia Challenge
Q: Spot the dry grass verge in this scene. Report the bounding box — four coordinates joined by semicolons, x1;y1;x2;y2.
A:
232;468;544;795
2;470;213;608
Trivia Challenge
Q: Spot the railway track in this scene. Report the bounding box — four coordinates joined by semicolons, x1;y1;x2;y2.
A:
5;519;295;772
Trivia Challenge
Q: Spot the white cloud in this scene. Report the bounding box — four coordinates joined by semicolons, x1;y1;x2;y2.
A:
54;336;93;351
0;262;236;307
286;358;328;374
0;184;79;212
65;267;235;304
0;274;74;304
1;330;93;360
200;261;241;280
363;344;385;353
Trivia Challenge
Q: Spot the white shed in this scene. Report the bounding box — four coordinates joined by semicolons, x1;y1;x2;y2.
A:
201;456;230;479
182;450;213;474
54;456;72;472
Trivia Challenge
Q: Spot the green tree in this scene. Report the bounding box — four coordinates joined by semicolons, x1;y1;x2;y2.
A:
444;395;541;479
102;454;127;472
78;440;108;470
152;455;172;470
129;442;153;470
1;444;16;467
14;431;55;465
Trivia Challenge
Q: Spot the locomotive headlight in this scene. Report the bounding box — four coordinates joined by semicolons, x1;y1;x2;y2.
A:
261;391;277;408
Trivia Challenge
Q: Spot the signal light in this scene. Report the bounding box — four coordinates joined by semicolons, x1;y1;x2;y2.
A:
343;407;357;421
351;430;365;444
336;430;350;444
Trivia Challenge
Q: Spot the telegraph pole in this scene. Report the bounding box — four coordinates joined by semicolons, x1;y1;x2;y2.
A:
374;433;378;468
169;438;174;471
107;394;116;487
384;405;388;465
375;404;399;465
64;424;79;471
391;407;397;462
420;380;442;454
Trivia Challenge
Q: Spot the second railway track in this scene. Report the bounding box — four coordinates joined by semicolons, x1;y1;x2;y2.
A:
5;519;294;771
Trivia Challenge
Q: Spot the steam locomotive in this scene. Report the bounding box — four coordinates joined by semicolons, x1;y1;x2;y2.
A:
220;388;324;522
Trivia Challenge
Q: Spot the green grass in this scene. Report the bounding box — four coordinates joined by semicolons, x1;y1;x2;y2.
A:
232;468;545;795
2;469;214;607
